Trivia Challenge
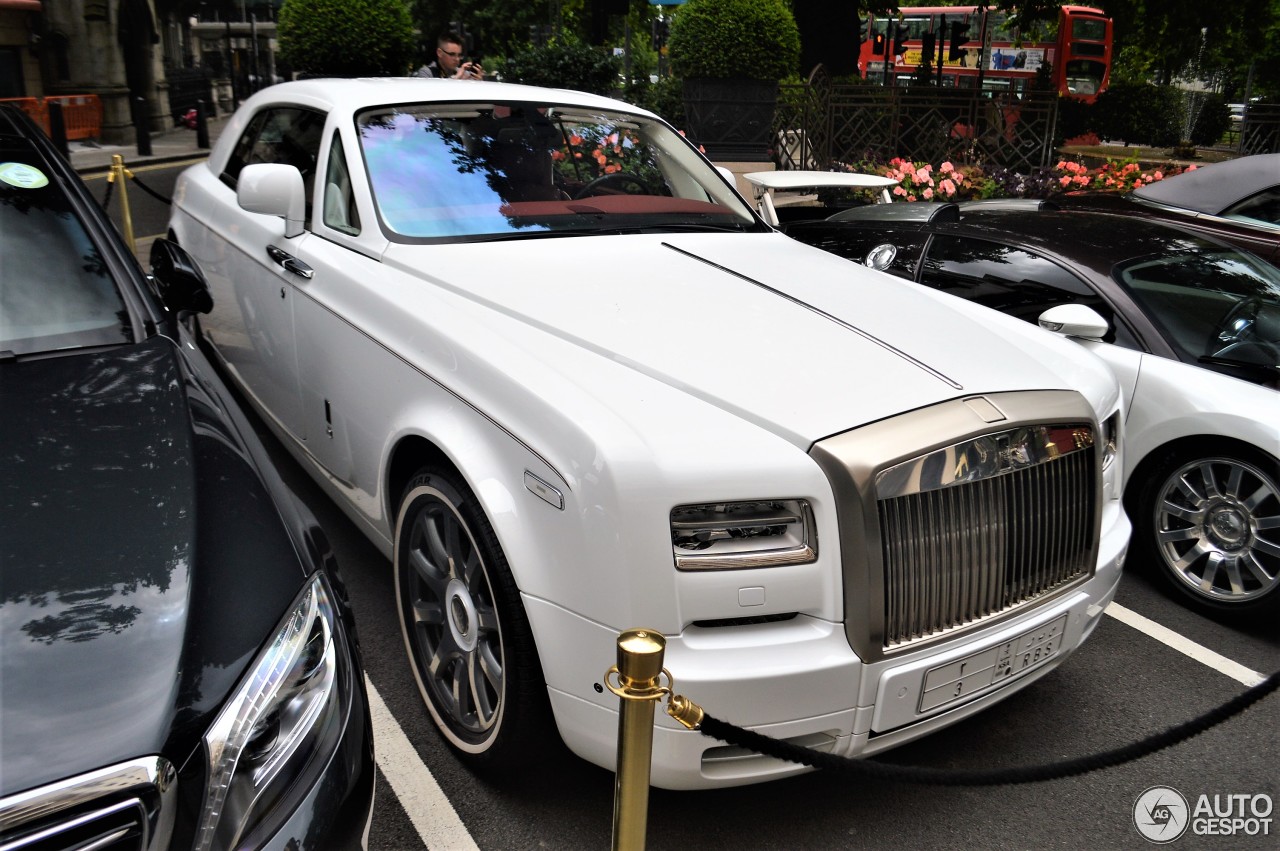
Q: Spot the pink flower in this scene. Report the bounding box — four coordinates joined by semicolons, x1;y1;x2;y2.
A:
923;187;934;199
1153;170;1164;180
941;161;954;173
893;186;906;196
1059;176;1073;187
915;167;931;182
939;178;956;196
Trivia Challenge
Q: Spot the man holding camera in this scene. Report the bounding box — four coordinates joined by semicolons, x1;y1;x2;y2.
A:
417;32;484;80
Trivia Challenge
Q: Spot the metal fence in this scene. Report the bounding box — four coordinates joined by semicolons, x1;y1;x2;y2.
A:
774;72;1280;172
774;72;1060;173
1240;103;1280;156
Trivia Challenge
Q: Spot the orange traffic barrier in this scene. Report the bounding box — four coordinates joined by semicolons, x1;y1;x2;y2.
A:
0;95;101;140
45;95;102;140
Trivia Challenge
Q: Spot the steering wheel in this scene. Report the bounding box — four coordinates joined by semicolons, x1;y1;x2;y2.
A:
573;172;650;199
1208;296;1263;357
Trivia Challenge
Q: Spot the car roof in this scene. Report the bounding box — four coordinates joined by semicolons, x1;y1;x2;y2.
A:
238;77;658;118
1132;153;1280;214
951;207;1225;264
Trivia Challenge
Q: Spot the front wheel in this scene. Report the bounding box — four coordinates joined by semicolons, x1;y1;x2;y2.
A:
1134;448;1280;619
394;467;549;767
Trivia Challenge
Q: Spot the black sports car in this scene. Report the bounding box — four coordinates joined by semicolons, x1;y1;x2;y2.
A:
1057;153;1280;267
783;200;1280;619
0;105;374;847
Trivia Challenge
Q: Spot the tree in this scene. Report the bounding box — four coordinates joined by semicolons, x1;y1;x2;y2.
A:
279;0;416;77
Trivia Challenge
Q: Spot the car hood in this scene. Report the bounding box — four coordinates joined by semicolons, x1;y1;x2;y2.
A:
0;340;196;795
383;232;1115;443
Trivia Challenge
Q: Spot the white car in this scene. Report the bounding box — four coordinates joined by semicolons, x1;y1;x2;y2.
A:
783;199;1280;619
169;79;1129;789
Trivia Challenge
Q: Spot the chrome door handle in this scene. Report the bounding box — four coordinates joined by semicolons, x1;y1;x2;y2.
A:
266;245;314;280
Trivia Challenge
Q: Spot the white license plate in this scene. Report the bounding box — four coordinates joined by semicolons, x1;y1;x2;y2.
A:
918;614;1068;713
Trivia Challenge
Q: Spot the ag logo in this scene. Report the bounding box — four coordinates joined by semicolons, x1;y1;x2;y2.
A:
1134;786;1190;843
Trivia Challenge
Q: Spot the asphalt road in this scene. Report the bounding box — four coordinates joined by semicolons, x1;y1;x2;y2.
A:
239;396;1279;851
123;160;1278;848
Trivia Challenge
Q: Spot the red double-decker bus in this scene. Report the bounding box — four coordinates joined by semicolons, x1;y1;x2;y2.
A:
858;5;1113;101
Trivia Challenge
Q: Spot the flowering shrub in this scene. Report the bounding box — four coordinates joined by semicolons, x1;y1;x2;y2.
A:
1054;158;1196;192
830;156;1198;204
553;126;664;190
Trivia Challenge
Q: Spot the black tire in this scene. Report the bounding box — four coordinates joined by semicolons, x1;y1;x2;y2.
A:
394;466;550;768
1133;446;1280;619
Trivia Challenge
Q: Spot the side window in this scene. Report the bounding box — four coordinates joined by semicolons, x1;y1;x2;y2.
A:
220;107;327;225
920;234;1138;347
1222;187;1280;230
322;131;360;235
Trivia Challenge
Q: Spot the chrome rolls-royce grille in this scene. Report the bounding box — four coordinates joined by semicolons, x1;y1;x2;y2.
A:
0;758;175;851
878;430;1097;649
810;391;1104;663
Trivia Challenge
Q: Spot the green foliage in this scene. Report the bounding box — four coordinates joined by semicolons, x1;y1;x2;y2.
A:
667;0;801;81
1189;94;1231;146
1091;83;1184;147
279;0;415;77
494;34;623;97
624;75;686;127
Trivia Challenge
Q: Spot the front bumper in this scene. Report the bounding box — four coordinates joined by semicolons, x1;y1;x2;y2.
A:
535;500;1129;790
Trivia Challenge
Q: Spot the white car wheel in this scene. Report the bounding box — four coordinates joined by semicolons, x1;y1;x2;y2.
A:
394;467;549;766
1140;449;1280;618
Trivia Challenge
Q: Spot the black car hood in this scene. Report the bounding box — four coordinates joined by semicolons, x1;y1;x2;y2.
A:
0;339;198;794
1;336;318;798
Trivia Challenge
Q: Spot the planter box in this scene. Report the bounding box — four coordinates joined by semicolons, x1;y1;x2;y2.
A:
682;77;778;162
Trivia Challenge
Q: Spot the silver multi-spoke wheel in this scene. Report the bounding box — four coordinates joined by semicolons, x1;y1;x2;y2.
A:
1149;454;1280;613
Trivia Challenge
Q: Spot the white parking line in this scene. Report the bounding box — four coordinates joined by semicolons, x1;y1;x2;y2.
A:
1105;603;1265;686
365;677;480;850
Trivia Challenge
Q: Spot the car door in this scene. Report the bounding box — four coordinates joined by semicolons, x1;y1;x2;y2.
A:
915;233;1146;407
286;126;392;493
202;105;326;441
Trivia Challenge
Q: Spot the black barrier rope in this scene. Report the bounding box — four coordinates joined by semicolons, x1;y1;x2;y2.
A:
100;178;113;212
128;173;172;205
695;668;1280;786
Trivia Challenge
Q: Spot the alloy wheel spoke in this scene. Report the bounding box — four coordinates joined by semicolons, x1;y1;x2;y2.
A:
413;598;446;628
1160;501;1203;525
424;512;451;575
468;648;499;725
1243;481;1279;514
1177;469;1209;504
1222;463;1246;501
1158;525;1203;545
1253;536;1280;560
443;517;465;579
410;546;448;596
1214;553;1245;595
1171;539;1210;571
1242;551;1277;585
1195;463;1222;500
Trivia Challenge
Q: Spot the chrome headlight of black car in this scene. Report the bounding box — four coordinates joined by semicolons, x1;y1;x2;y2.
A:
194;574;349;851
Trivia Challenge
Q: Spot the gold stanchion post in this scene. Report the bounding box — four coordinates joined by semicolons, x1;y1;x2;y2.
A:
108;154;136;256
607;628;667;851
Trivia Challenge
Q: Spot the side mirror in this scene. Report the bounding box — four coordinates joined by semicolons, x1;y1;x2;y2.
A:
1038;304;1108;341
149;238;213;315
237;162;306;238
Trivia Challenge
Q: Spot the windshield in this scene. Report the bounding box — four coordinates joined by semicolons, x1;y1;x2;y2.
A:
356;101;759;241
0;157;131;358
1115;248;1280;371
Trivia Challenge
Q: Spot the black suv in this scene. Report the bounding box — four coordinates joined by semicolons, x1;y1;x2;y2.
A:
0;105;373;848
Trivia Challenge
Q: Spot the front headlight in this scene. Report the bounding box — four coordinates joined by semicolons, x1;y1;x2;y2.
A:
671;499;817;570
194;574;348;851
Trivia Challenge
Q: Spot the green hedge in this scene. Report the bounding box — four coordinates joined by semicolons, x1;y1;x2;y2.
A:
279;0;415;78
667;0;800;81
496;36;623;97
1090;83;1184;147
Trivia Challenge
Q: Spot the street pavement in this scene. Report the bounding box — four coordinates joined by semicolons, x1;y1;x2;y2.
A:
69;114;228;175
